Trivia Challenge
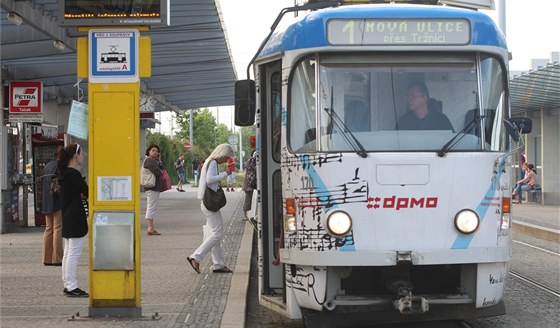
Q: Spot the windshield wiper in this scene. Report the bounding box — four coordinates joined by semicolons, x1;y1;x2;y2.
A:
437;112;483;157
323;88;368;158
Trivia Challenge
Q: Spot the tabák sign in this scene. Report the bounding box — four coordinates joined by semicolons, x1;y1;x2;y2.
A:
9;81;43;113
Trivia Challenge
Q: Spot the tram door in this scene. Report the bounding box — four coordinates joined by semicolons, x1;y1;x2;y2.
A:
259;60;284;298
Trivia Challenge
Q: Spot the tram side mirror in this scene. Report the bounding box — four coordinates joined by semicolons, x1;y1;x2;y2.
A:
235;80;256;126
509;117;532;134
503;120;520;142
503;117;532;143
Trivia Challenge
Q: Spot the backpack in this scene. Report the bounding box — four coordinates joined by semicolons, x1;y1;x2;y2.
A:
50;175;61;196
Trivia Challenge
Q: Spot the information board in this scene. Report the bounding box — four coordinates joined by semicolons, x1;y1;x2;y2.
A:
58;0;170;27
327;18;471;46
89;29;139;83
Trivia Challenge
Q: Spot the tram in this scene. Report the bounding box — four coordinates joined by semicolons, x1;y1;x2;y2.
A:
235;1;531;326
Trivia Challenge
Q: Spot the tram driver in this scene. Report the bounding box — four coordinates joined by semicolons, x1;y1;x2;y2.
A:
396;82;454;131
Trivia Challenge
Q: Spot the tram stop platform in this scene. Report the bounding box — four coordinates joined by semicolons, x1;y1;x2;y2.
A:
0;185;558;327
0;185;252;327
511;202;560;243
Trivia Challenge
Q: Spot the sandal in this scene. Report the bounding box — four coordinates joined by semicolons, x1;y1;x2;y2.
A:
213;266;233;273
187;257;200;274
512;200;520;204
147;230;161;236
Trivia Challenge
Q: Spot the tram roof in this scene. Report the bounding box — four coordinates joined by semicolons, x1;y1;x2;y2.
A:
258;3;559;115
0;0;236;112
260;4;506;57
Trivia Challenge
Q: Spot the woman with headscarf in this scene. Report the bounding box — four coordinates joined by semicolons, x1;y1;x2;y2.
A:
187;144;234;274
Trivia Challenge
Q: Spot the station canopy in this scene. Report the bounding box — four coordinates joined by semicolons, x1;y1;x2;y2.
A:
510;63;560;116
1;0;237;113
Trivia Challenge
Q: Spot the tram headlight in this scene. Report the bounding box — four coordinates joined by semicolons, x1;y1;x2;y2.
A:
454;209;480;234
325;210;352;236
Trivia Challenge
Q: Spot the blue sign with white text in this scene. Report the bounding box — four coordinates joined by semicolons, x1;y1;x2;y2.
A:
89;29;139;83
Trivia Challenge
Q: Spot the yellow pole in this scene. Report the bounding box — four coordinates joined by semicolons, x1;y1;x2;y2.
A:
77;28;151;317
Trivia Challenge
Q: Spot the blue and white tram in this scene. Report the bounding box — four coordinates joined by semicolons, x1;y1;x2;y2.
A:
235;1;531;326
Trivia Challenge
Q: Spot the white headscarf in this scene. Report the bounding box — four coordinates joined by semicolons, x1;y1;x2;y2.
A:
197;144;234;199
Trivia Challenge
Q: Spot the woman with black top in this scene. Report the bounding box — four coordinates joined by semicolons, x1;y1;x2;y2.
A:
58;143;89;297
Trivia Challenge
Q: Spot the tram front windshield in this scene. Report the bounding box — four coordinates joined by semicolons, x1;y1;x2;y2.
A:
289;54;508;154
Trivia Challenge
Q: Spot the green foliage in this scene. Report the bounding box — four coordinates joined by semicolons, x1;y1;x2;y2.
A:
147;108;258;187
239;126;256;167
175;107;249;166
176;108;230;151
146;131;185;184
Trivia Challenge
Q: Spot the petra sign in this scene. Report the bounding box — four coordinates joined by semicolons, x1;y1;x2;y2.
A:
9;81;43;113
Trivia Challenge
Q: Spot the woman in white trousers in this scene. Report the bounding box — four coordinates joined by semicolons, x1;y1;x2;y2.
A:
187;144;234;274
59;143;89;297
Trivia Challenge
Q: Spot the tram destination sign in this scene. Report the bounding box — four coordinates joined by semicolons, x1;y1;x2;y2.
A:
327;18;470;46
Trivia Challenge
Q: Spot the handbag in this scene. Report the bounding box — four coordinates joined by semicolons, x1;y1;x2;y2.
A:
161;169;172;192
203;186;227;212
141;158;156;188
202;159;227;211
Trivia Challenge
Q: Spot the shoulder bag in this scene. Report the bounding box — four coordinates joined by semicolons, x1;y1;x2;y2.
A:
161;169;172;192
202;160;227;211
141;158;156;188
203;186;227;212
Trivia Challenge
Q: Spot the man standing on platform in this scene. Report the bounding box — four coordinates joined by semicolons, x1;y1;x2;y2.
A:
192;156;200;187
175;154;187;192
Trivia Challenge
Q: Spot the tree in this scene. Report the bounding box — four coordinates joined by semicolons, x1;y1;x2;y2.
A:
176;107;232;153
177;108;213;150
146;131;184;184
239;126;256;168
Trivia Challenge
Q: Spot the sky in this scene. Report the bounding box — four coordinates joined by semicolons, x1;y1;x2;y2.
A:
156;0;560;135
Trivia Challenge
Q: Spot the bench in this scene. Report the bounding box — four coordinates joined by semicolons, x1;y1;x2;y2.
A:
524;185;542;203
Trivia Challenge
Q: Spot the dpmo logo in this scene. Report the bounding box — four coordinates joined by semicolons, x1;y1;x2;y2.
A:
367;195;438;210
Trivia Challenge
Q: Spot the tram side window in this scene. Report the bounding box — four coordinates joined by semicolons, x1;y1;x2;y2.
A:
480;56;507;151
290;58;317;153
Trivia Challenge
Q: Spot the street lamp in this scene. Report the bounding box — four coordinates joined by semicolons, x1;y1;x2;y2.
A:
7;12;23;26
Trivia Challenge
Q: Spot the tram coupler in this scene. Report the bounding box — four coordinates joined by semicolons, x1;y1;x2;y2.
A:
394;288;429;314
